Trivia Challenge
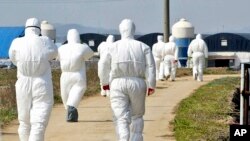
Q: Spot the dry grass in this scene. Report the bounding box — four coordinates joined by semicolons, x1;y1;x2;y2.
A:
0;69;17;126
84;62;101;96
0;86;16;110
51;69;62;103
0;69;17;110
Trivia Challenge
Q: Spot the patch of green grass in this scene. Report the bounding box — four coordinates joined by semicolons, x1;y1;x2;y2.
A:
173;77;240;141
176;67;239;77
0;107;17;127
204;67;239;75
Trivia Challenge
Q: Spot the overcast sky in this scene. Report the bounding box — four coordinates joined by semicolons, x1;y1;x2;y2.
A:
0;0;250;35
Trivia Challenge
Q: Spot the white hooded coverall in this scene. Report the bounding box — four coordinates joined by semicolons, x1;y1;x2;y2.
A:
97;35;115;97
58;29;94;109
97;35;115;57
9;18;58;141
152;35;165;80
162;36;178;81
98;19;156;141
187;34;208;81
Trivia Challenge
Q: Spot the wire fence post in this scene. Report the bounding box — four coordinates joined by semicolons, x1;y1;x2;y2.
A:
240;63;250;125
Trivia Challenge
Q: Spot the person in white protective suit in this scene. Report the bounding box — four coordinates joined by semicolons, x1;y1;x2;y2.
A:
97;35;115;97
187;34;208;82
152;35;165;81
98;19;156;141
162;36;178;81
97;35;115;57
58;29;94;122
8;18;57;141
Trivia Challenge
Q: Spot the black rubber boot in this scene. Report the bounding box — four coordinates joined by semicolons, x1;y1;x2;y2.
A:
67;106;78;122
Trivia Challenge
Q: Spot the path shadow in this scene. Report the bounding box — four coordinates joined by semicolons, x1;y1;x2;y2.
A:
78;119;113;123
156;86;168;89
156;134;174;138
78;119;154;123
144;120;154;122
1;132;18;136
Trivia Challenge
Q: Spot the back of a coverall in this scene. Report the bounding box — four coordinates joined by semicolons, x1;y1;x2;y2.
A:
9;26;57;141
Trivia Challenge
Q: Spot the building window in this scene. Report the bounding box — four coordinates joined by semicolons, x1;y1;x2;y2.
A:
88;40;95;47
221;39;228;47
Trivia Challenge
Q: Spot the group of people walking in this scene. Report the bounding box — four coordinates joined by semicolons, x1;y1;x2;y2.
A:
8;17;208;141
9;17;155;141
152;34;208;82
9;17;95;141
152;35;178;81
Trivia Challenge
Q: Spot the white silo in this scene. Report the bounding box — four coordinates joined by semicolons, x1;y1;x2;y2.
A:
41;21;56;42
172;18;194;67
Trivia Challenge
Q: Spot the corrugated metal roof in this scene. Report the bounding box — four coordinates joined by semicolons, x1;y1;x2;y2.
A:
0;27;24;58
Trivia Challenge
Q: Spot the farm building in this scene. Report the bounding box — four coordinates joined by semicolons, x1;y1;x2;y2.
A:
204;33;250;68
147;32;250;68
1;24;249;70
0;23;55;59
79;33;107;52
0;27;24;58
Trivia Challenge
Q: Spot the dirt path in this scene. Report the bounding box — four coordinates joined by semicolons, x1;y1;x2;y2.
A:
0;74;238;141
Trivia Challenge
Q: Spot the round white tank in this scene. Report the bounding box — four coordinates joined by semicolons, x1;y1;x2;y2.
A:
41;21;56;42
172;18;194;38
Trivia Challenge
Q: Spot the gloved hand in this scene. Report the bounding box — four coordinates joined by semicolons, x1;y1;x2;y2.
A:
100;85;110;97
147;88;155;96
103;85;110;90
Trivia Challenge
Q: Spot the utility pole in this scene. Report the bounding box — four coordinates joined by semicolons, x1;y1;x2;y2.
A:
164;0;170;42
